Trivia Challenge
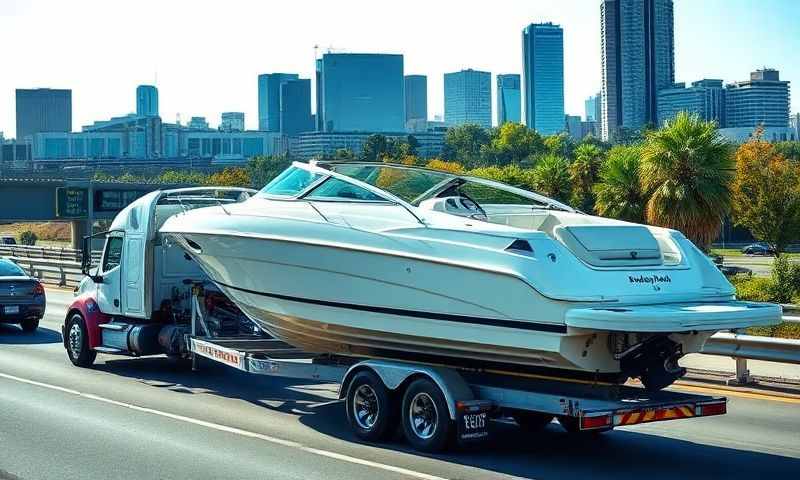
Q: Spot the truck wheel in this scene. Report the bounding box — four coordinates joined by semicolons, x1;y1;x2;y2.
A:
558;416;612;435
345;370;395;442
514;411;554;431
20;318;39;332
65;313;97;368
401;378;452;452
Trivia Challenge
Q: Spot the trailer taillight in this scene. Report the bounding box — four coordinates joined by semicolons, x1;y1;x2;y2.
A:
697;401;726;417
581;414;612;430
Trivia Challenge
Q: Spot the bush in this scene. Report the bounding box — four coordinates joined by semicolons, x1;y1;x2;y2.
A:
19;230;37;246
768;256;800;304
731;276;774;302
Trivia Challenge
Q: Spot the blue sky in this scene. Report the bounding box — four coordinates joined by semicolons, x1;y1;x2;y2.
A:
0;0;797;136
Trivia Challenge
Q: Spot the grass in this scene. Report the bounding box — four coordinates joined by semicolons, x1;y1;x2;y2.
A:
711;248;800;258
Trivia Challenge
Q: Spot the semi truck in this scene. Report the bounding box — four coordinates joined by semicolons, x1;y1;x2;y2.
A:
63;187;728;452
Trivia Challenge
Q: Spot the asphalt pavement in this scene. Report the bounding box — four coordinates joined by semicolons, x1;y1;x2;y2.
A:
0;288;798;480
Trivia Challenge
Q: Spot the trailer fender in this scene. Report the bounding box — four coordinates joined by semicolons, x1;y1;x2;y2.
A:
66;293;111;349
339;360;474;420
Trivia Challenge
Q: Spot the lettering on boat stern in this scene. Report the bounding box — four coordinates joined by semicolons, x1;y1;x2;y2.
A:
628;274;672;291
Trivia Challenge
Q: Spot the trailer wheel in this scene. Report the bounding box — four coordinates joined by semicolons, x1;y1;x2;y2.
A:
558;416;612;435
345;371;395;442
65;313;97;368
401;378;452;452
513;411;554;432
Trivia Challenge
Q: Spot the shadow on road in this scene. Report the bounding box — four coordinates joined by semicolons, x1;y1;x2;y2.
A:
89;355;800;480
0;324;62;345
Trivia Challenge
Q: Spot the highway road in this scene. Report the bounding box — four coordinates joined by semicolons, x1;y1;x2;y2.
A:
0;289;799;480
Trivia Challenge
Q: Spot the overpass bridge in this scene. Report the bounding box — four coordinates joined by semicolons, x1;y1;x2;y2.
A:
0;177;193;248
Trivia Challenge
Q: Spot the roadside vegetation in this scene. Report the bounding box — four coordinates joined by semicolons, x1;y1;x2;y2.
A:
0;222;71;246
731;256;800;339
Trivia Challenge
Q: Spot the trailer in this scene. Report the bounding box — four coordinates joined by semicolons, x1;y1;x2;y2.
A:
63;187;729;453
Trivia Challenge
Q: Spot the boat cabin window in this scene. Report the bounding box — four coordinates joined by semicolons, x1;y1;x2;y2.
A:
330;164;452;204
304;178;386;202
260;167;321;197
459;182;541;207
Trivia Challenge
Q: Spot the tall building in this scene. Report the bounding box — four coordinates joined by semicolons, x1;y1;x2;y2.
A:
600;0;674;140
136;85;159;117
317;53;405;132
522;23;565;135
280;78;314;136
656;79;725;126
725;69;790;128
443;69;491;128
584;93;601;122
258;73;299;131
405;75;428;124
221;112;245;132
15;88;72;140
496;74;521;125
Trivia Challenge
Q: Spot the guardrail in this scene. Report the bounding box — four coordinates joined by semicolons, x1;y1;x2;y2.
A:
7;256;84;288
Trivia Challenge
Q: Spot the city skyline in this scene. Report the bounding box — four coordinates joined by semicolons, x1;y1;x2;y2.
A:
1;0;799;137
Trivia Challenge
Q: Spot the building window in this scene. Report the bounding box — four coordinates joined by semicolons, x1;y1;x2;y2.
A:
90;138;105;158
72;139;85;157
188;138;201;156
108;138;121;158
242;138;263;156
202;138;211;157
233;138;242;154
212;138;222;156
222;138;231;154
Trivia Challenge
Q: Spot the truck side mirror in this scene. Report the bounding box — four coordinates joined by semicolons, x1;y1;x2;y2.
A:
90;274;104;284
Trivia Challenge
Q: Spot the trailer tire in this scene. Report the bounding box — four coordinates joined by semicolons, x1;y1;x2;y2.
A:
558;416;612;435
401;378;452;453
65;313;97;368
514;411;554;432
345;370;395;442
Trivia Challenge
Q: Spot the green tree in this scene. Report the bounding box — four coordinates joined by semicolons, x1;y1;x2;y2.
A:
443;124;489;165
531;154;571;204
361;134;390;161
206;167;251;187
543;132;574;158
774;141;800;161
731;135;800;255
569;143;604;212
19;230;37;246
641;112;734;250
483;122;544;165
333;148;355;160
594;145;646;223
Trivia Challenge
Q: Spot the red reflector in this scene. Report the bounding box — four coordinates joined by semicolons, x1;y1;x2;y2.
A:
581;415;612;430
700;402;726;417
32;282;45;296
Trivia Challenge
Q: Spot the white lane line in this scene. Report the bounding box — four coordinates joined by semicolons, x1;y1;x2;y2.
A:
0;371;448;480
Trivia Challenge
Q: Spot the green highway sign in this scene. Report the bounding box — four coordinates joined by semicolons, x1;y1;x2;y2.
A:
56;187;89;218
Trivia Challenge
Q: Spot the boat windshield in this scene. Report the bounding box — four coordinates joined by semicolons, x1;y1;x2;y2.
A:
327;164;455;204
259;167;322;197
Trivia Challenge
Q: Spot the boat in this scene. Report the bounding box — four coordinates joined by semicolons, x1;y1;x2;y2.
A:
159;161;781;390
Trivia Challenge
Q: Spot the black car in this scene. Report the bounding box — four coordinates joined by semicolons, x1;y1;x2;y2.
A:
0;258;45;332
741;242;776;256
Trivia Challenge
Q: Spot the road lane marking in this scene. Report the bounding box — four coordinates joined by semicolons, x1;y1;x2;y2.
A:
0;371;449;480
673;382;800;404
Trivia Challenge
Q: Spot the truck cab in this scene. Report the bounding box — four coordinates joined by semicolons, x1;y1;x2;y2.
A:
65;187;255;366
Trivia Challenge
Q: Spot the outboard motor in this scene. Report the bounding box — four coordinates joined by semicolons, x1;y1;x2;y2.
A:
615;334;687;391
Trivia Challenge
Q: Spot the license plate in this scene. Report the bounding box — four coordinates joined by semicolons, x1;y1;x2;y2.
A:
4;305;19;314
457;402;491;443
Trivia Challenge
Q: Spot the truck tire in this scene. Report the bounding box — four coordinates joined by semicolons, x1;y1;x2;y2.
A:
514;411;554;432
65;313;97;368
20;318;39;332
401;378;452;453
345;370;395;442
558;416;612;435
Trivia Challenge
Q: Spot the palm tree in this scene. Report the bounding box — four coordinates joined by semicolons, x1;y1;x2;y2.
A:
640;112;733;250
569;143;604;213
532;154;571;204
594;145;646;223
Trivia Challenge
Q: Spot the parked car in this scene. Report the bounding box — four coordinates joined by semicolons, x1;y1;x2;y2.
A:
0;258;45;332
741;242;776;256
0;234;16;245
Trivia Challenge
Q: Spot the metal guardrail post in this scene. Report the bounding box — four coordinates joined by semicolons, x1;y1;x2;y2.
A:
732;358;751;385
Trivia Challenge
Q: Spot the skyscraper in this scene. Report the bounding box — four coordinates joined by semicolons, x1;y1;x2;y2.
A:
725;69;790;128
443;69;491;128
584;93;601;122
317;53;405;132
405;75;428;123
136;85;159;117
15;88;72;140
657;79;725;126
522;23;565;135
496;74;521;125
258;73;299;131
280;78;314;136
600;0;674;140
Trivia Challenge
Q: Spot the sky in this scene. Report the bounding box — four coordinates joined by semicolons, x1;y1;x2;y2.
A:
0;0;798;137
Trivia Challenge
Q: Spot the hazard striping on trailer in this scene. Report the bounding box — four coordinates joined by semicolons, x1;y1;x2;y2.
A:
191;338;246;370
615;405;695;426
